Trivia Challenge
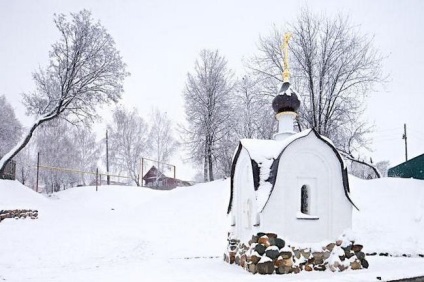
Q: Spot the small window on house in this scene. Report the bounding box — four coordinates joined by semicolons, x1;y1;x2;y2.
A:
301;185;310;215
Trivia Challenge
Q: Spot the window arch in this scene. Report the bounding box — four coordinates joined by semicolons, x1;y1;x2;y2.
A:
300;185;310;214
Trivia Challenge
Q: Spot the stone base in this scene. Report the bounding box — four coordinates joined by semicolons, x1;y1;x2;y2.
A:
224;231;368;275
0;209;38;222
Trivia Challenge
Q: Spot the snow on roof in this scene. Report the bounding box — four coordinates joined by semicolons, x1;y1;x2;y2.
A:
227;128;357;214
240;129;311;162
240;130;312;213
283;85;296;97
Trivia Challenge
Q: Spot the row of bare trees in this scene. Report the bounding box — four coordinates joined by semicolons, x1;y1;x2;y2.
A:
1;8;387;185
1;98;177;191
107;107;178;186
182;9;386;181
0;10;177;189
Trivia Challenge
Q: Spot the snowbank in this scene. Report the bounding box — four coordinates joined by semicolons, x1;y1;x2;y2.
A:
0;180;49;209
350;176;424;256
0;177;424;281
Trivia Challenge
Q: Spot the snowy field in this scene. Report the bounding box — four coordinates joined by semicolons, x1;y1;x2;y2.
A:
1;177;424;281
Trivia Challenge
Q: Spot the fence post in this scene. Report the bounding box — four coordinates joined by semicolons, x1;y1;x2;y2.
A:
141;157;144;187
96;168;98;192
36;152;40;193
106;130;110;185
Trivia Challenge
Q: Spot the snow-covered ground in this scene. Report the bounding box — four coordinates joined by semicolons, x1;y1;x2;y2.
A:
1;177;424;281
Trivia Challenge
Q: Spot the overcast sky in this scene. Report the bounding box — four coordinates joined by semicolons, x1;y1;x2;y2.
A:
1;0;423;178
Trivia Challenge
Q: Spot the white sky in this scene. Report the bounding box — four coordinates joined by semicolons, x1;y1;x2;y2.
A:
1;0;423;179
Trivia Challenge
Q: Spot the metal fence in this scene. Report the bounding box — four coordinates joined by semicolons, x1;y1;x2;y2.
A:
35;164;133;193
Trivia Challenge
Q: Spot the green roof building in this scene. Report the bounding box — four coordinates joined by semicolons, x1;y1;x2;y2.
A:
388;153;424;180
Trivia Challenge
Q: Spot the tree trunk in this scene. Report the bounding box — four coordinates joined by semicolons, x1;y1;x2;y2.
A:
208;150;214;181
203;143;208;182
0;115;56;176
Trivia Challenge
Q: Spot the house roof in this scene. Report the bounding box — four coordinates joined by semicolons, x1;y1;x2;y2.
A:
227;129;358;214
142;166;166;180
142;165;191;185
388;153;424;180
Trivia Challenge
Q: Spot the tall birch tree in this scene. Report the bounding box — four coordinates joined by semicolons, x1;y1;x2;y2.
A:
107;106;148;186
183;49;234;182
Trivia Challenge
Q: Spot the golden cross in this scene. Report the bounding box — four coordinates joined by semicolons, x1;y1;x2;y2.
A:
282;32;292;82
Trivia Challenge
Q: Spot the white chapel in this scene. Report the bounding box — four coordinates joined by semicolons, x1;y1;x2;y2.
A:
227;34;357;244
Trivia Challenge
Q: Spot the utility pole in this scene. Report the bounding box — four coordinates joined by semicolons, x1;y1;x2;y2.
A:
96;168;99;192
106;130;110;185
402;123;408;162
36;152;40;193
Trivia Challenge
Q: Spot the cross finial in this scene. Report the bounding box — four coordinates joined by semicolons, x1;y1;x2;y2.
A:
282;32;292;82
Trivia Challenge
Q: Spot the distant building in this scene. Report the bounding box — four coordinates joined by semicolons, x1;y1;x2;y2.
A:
388;154;424;180
142;166;191;190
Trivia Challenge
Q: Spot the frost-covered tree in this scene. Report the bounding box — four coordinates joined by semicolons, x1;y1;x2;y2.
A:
376;160;390;177
248;9;384;158
148;109;178;181
0;10;128;175
234;76;275;139
183;49;234;182
107;106;148;186
349;158;380;179
36;120;79;193
213;132;237;178
15;140;36;187
28;122;99;192
71;126;100;185
0;95;22;156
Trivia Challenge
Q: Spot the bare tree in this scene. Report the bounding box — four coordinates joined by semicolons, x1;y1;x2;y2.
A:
0;95;22;156
213;133;238;178
376;160;390;177
71;125;100;185
248;9;384;163
0;10;128;175
36;120;79;193
14;140;36;187
183;49;234;182
148;109;178;184
234;76;275;139
107;106;148;186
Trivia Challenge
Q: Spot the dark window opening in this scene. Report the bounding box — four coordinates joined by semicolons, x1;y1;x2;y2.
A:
301;185;310;214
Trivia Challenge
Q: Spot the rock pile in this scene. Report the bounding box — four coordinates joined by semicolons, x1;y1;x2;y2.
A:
0;209;38;222
224;232;368;274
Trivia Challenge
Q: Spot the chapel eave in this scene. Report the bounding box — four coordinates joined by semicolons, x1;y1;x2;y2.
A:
227;129;359;215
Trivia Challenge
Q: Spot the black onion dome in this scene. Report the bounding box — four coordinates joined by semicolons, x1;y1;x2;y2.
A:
272;82;300;113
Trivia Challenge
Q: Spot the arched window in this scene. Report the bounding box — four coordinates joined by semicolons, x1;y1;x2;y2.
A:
301;185;310;214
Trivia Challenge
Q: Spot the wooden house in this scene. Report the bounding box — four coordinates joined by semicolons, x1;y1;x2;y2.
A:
142;166;191;190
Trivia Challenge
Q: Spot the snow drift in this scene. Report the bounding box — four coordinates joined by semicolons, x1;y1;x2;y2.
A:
0;176;423;281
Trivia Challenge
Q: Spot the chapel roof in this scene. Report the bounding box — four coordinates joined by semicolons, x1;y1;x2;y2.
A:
227;129;358;214
272;82;300;114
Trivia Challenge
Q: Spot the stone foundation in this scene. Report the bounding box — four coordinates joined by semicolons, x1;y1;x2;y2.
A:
224;232;368;274
0;209;38;222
